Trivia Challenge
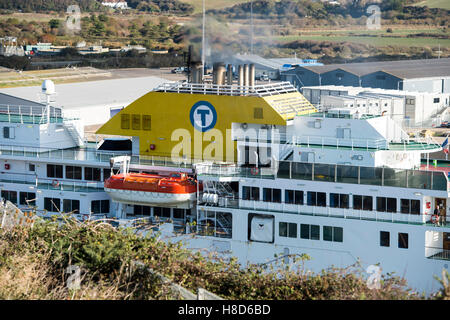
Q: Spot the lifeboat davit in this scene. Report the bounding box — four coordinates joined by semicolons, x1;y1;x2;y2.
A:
104;172;198;208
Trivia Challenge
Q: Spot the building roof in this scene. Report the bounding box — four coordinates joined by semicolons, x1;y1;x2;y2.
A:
0;76;167;125
0;92;44;107
289;58;450;79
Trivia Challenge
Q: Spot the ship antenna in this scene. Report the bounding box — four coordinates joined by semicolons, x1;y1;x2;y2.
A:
201;0;206;80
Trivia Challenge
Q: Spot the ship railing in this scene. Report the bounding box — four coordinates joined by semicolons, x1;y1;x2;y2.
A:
196;163;276;179
197;160;449;191
128;155;198;169
0;104;79;124
0;144;123;163
199;196;450;226
425;246;450;261
291;135;388;150
0;172;104;193
154;81;297;97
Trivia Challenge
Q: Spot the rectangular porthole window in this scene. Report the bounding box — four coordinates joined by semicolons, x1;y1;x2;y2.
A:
380;231;390;247
323;226;343;242
142;115;151;131
121;114;130;130
132;114;141;130
398;233;408;249
254;108;263;119
279;222;297;238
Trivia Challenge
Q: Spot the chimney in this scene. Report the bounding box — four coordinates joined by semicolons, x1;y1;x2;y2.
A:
227;64;233;85
238;65;244;87
191;62;203;83
243;64;249;87
249;64;255;87
213;62;226;85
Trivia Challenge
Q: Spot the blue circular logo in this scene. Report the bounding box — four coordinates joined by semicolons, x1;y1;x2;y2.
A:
190;101;217;132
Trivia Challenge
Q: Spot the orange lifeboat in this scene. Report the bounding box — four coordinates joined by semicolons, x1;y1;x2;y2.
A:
104;172;198;207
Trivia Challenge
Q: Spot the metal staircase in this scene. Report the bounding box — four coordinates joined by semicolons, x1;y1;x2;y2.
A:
64;122;84;146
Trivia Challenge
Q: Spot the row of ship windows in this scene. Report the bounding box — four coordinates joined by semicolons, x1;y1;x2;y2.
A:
129;205;190;220
279;221;409;249
1;190;109;214
242;187;420;214
279;222;343;242
47;164;111;181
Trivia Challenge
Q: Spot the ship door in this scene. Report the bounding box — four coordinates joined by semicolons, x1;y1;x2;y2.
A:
435;198;446;220
444;233;450;251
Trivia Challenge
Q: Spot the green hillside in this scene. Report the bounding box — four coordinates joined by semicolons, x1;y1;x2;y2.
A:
413;0;450;10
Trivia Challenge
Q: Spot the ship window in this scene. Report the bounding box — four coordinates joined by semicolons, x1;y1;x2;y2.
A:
103;168;111;181
3;127;14;139
85;167;101;181
20;192;36;206
173;208;185;219
1;190;17;204
380;231;390;247
400;199;420;215
133;205;151;216
142;115;151;131
132;114;141;130
44;197;60;212
121;114;130;130
254;108;263;119
243;186;259;201
154;207;170;218
307;191;326;207
263;188;281;203
300;224;320;240
398;233;408;249
28;164;35;172
434;98;440;103
323;226;343;242
63;199;80;213
353;195;372;211
47;164;63;178
279;222;297;238
91;200;109;214
66;166;82;180
285;190;303;205
376;197;396;213
330;193;349;209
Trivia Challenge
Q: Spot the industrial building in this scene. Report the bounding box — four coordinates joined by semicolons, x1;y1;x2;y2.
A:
230;54;323;80
1;76;167;126
281;58;450;93
301;85;450;127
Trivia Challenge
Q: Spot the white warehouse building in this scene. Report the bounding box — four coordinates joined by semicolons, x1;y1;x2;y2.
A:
302;85;450;128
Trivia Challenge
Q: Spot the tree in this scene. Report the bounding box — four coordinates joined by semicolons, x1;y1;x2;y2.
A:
49;19;60;29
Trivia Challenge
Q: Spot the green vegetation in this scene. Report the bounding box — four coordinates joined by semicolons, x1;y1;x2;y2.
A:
413;0;450;10
0;0;194;14
0;216;443;300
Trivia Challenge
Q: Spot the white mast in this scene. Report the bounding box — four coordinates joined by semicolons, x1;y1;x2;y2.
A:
250;0;254;55
202;0;206;80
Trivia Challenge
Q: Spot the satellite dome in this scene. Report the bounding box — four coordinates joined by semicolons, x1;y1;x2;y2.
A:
41;79;55;95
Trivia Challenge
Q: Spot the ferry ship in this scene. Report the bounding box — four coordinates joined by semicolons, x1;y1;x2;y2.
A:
1;66;450;296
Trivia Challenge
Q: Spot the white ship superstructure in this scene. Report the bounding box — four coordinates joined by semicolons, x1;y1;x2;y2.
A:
2;78;450;296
